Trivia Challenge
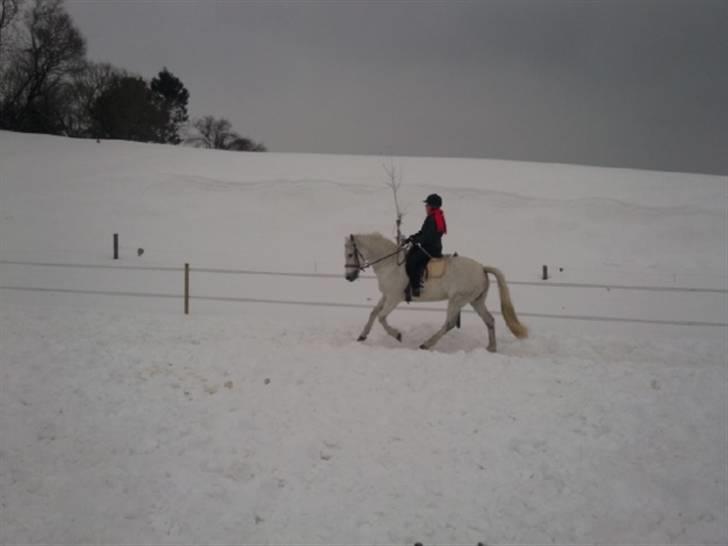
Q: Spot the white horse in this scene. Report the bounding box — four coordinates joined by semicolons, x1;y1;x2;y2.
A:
345;233;528;351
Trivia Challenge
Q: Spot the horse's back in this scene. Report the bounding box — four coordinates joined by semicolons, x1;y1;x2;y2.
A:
446;254;483;272
419;254;486;299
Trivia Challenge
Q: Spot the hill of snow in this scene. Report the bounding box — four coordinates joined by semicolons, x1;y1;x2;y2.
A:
1;131;726;544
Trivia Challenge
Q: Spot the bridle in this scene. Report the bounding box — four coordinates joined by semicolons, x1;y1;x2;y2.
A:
346;234;366;272
347;234;406;272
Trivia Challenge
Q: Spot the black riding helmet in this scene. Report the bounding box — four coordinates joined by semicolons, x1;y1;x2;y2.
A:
423;193;442;208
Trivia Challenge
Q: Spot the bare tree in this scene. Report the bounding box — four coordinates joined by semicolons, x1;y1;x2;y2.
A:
1;0;85;132
186;115;234;148
0;0;23;96
383;158;405;244
0;0;21;57
228;136;267;152
62;61;125;136
186;115;266;152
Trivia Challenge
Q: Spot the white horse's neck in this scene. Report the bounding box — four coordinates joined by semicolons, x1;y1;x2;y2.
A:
356;233;401;275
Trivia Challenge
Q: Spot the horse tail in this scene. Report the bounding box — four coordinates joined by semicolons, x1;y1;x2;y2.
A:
483;266;528;339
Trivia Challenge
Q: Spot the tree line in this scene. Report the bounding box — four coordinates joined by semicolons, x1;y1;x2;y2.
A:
0;0;266;151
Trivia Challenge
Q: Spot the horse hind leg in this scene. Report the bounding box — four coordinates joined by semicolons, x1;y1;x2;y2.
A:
471;296;496;352
420;295;468;350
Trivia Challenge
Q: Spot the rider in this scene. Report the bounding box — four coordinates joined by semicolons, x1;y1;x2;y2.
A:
405;193;446;299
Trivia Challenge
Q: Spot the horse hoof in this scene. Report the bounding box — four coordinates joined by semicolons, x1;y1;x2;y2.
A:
395;333;402;342
357;336;367;342
419;344;428;350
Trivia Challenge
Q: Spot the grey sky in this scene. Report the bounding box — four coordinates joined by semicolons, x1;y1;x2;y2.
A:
66;0;727;175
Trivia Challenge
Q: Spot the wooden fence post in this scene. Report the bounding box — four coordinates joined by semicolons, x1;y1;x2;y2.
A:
113;233;119;260
184;263;190;315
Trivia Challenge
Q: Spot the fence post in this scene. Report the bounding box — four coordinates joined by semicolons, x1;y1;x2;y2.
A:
456;311;461;329
542;264;548;280
113;233;119;260
184;263;190;315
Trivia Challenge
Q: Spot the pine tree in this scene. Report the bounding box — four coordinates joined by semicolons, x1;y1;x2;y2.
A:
150;67;189;144
91;75;164;142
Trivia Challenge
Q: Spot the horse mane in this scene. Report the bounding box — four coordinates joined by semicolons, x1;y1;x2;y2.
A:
358;232;398;254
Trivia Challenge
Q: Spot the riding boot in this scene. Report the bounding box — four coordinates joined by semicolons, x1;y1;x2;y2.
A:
411;269;423;298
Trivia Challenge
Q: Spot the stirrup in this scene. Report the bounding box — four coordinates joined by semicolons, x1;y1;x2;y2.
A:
405;284;422;303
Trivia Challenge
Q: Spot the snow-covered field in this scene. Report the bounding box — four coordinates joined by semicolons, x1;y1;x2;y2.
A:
1;131;726;544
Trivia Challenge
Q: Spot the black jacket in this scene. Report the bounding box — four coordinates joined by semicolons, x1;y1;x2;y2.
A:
410;215;443;257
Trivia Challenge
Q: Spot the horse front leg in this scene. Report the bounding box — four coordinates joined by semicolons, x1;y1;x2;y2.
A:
357;296;385;341
420;296;468;350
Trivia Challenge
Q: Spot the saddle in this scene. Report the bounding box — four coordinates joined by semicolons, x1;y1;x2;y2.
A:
423;253;457;281
423;258;447;280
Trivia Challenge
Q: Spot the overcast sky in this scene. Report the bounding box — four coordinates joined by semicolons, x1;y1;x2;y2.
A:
65;0;727;175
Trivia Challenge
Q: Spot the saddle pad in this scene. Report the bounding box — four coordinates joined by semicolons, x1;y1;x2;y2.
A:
425;258;447;279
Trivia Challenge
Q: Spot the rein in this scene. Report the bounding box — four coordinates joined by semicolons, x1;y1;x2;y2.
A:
347;234;406;271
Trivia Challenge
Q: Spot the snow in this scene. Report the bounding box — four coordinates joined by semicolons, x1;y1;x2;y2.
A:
1;130;726;544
